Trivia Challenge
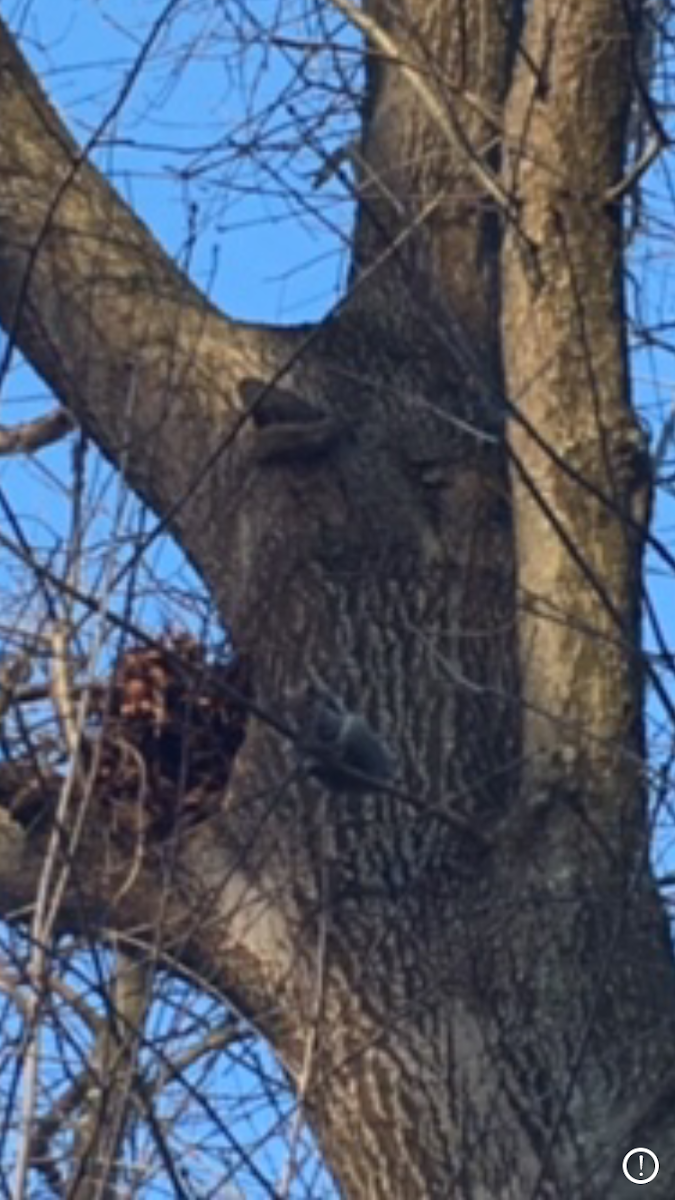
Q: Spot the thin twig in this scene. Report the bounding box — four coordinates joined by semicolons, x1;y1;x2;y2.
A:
0;410;73;457
605;134;666;203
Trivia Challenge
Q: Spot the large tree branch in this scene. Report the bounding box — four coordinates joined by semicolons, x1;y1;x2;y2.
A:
501;0;646;794
0;762;289;1030
0;17;310;548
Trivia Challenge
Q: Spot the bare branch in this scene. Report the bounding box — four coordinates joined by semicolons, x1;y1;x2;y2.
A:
0;409;73;457
605;134;667;202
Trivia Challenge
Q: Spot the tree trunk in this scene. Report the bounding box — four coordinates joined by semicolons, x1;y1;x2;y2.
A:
0;4;674;1197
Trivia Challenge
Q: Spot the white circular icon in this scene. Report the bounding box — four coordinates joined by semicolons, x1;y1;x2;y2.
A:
622;1147;659;1185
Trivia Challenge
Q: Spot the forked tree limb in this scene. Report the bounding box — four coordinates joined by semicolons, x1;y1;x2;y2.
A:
0;16;312;540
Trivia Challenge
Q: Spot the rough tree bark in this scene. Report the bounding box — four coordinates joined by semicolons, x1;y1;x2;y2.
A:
0;3;673;1197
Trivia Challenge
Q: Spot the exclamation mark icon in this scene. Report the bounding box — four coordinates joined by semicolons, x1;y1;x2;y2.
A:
622;1146;659;1183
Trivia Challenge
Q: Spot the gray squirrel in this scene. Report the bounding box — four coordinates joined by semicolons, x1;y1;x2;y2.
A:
296;681;395;791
